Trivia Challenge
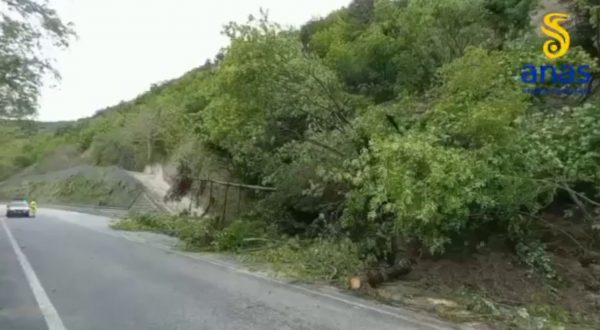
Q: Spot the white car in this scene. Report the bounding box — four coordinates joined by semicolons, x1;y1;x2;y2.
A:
6;200;32;218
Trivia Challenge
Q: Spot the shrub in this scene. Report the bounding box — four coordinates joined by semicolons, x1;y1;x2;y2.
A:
113;214;219;250
175;218;216;250
516;240;556;279
111;214;166;232
213;220;272;251
246;238;363;283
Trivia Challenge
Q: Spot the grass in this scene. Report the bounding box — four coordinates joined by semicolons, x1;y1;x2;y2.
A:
111;214;600;329
112;214;218;250
240;238;363;285
0;166;142;207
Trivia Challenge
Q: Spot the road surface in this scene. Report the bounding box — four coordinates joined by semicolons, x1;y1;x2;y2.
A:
0;207;453;330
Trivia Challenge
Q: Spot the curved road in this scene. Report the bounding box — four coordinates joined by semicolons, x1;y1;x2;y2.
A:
0;207;453;330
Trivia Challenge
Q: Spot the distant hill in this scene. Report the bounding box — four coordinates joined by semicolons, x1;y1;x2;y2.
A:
37;121;74;132
0;119;74;136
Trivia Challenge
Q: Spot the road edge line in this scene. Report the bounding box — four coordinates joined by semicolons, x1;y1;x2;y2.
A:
46;209;451;330
1;218;67;330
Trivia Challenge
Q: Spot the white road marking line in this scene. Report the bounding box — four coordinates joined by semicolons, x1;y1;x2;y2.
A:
47;209;451;329
1;218;67;330
184;255;451;330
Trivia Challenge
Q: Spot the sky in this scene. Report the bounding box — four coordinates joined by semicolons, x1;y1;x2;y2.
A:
38;0;350;122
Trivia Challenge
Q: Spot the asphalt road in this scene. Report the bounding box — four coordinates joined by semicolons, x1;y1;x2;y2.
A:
0;207;454;330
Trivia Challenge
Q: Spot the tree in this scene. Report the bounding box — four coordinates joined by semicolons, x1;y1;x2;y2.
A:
0;0;74;119
129;107;165;164
305;0;498;102
90;132;137;170
201;15;357;181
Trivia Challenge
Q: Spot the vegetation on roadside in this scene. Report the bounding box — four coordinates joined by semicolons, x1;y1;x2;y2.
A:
113;214;271;251
8;0;600;328
113;213;363;284
0;0;75;119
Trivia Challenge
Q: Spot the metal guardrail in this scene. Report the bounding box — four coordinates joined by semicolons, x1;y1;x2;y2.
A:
146;193;172;214
40;203;130;218
0;200;130;218
0;189;170;218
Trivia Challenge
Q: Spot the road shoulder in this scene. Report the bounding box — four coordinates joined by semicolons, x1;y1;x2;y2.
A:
0;217;48;330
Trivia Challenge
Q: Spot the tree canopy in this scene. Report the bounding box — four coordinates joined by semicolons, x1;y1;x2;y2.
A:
7;0;600;281
0;0;74;119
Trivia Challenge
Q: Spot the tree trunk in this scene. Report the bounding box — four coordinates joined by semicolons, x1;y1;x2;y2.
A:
147;135;153;163
349;258;413;290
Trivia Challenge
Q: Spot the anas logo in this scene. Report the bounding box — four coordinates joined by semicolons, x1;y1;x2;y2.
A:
520;12;591;95
542;12;570;59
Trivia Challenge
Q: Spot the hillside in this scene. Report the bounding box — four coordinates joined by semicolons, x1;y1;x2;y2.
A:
0;165;142;207
5;0;600;327
0;120;75;180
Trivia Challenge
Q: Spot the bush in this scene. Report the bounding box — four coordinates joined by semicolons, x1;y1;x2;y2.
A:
13;155;35;168
132;213;166;230
246;238;363;283
213;220;272;251
113;214;220;250
175;218;216;249
516;240;556;279
90;133;139;170
111;214;166;232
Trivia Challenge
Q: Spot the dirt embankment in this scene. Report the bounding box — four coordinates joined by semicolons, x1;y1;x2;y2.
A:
127;164;203;215
371;215;600;329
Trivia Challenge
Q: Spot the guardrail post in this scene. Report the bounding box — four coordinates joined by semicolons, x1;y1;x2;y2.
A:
221;185;229;228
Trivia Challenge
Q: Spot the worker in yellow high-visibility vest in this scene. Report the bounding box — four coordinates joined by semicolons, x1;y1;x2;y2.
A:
29;200;37;217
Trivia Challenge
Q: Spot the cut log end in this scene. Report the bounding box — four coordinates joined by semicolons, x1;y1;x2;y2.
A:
349;258;414;290
349;276;366;290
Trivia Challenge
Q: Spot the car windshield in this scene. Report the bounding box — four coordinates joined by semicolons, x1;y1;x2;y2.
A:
9;202;28;207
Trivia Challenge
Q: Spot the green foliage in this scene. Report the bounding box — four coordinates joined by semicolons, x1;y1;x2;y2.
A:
0;168;142;207
526;304;570;328
516;240;556;279
115;213;362;283
304;0;500;101
212;220;272;251
90;133;139;170
429;47;531;147
180;5;600;265
484;0;538;37
114;213;274;252
344;133;495;253
113;213;165;231
0;0;74;118
245;238;363;283
113;214;217;250
0;121;73;180
9;4;600;323
526;103;600;184
200;13;359;208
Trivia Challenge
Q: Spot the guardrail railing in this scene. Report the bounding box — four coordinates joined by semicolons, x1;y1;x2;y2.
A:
0;200;130;218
